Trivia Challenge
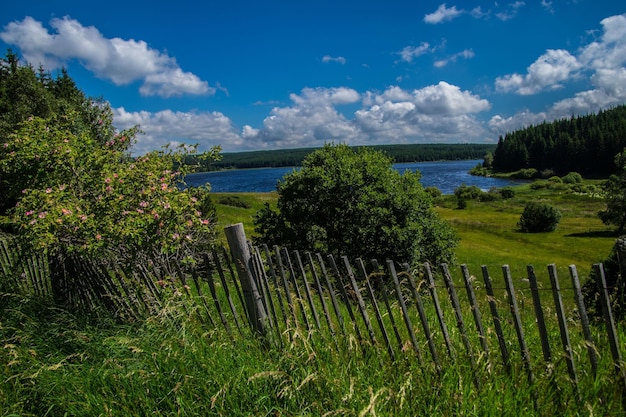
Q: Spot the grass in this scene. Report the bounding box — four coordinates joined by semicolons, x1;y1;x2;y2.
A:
2;181;625;416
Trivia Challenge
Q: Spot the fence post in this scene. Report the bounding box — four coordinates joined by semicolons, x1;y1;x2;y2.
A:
224;223;269;339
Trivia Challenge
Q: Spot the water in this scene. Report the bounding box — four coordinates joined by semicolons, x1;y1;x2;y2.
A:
185;159;521;194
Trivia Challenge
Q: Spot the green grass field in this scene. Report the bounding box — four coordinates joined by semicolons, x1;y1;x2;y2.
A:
2;183;624;416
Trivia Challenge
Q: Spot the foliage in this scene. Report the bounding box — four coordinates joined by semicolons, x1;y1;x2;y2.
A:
582;237;626;322
0;53;221;267
598;148;626;233
253;144;458;266
194;143;495;171
517;202;562;233
561;171;583;184
500;187;515;199
492;105;626;176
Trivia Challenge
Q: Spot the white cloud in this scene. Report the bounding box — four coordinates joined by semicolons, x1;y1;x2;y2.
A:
495;1;525;21
424;4;463;24
495;49;582;95
491;13;626;134
322;55;346;64
0;16;212;97
434;49;475;68
113;107;242;155
399;42;432;62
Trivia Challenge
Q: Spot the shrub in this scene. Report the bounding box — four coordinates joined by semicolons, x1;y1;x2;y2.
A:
562;171;583;184
548;176;563;184
424;186;442;199
517;202;562;232
218;196;251;209
500;187;515;199
514;168;539;180
253;144;458;266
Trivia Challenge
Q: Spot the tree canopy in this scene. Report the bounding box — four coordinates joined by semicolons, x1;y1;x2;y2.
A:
253;143;458;266
0;50;220;266
491;106;626;176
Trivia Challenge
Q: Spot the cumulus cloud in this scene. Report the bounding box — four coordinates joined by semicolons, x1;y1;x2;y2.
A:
0;16;212;97
399;42;432;62
495;49;582;95
424;4;463;24
495;1;525;21
113;107;242;156
434;49;475;68
491;13;626;135
322;55;346;64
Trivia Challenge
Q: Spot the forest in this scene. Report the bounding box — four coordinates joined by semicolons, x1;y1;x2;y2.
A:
190;143;496;171
492;105;626;176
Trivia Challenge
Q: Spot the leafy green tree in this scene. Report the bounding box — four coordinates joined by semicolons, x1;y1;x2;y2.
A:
253;144;458;266
0;55;222;269
517;202;561;233
598;148;626;233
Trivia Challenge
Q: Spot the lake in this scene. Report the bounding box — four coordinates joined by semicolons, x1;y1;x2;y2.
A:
185;159;522;194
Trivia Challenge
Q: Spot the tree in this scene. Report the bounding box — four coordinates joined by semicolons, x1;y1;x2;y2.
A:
253;144;458;266
598;148;626;234
0;56;221;268
517;202;561;233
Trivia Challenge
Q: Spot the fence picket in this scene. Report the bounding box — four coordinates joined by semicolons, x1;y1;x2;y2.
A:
568;264;598;376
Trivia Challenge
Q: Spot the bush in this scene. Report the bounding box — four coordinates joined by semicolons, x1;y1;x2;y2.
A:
562;171;583;184
514;168;539;180
500;187;515;199
517;202;562;232
424;186;442;199
253;144;458;266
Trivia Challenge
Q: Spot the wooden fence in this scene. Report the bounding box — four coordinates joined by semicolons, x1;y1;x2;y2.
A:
1;225;625;394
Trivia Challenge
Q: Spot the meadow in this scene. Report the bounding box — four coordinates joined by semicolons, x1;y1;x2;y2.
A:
1;182;624;416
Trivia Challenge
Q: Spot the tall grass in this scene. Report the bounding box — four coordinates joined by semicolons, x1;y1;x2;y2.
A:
2;183;624;416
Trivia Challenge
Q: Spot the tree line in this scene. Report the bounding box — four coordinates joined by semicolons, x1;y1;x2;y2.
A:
191;143;496;171
492;105;626;176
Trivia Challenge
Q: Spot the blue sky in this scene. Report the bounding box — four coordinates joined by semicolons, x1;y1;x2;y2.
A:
1;1;625;155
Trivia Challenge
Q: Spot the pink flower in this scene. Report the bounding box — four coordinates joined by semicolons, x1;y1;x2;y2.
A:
45;188;52;194
59;184;66;191
136;209;144;214
201;219;209;225
29;219;37;225
96;234;102;240
61;208;72;216
104;177;112;184
139;201;149;208
160;183;168;191
38;212;47;219
105;186;113;193
25;210;34;216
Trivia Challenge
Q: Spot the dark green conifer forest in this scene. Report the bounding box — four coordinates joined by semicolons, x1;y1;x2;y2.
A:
492;105;626;176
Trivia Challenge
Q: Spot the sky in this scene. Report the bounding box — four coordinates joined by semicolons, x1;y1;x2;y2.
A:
1;1;625;156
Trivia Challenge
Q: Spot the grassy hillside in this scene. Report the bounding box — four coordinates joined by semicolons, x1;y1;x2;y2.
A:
212;182;616;278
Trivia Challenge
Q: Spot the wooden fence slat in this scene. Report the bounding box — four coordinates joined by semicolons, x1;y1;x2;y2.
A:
356;258;395;361
481;266;511;375
212;249;243;332
424;262;455;360
502;265;535;387
275;246;298;329
402;263;441;374
372;260;404;354
387;260;423;363
295;250;321;330
593;263;626;386
200;254;230;333
317;253;347;338
568;264;598;376
527;265;552;364
328;254;365;352
342;256;377;347
441;263;481;389
306;252;338;349
461;264;489;359
281;248;312;333
263;244;289;328
253;246;279;332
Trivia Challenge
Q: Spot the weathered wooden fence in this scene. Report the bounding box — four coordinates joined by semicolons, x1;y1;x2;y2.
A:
1;225;625;394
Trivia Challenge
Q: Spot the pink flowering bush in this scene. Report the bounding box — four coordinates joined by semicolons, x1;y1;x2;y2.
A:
1;112;220;263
